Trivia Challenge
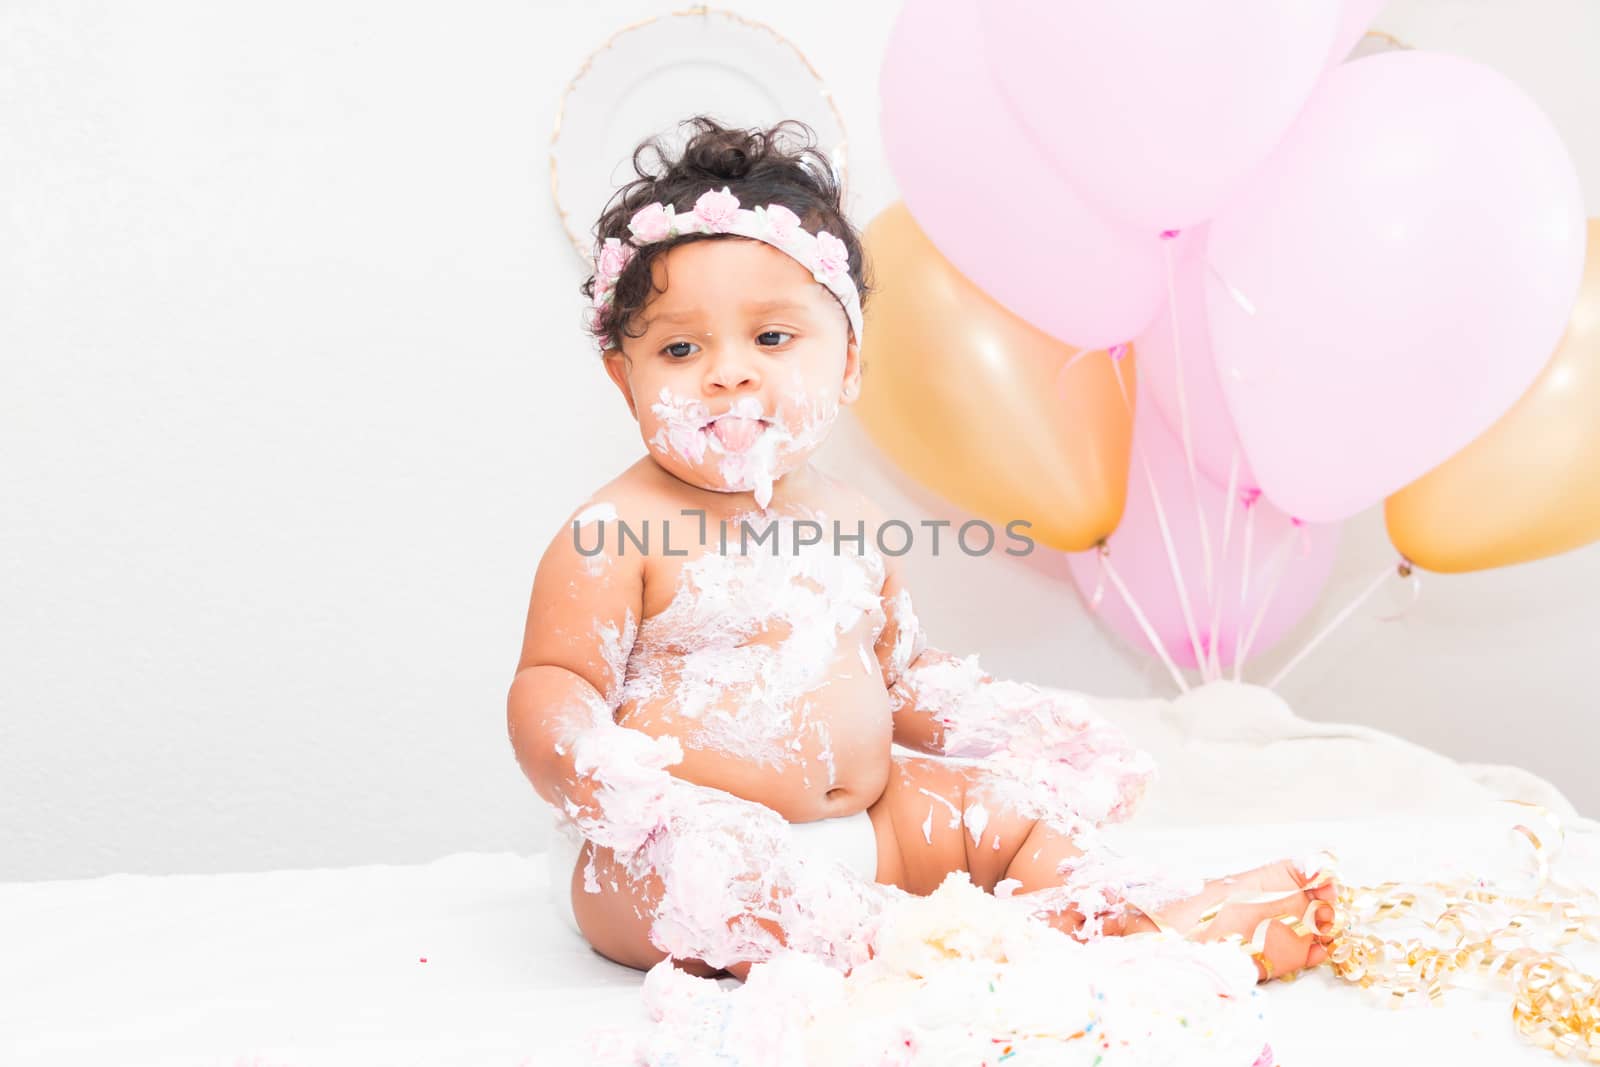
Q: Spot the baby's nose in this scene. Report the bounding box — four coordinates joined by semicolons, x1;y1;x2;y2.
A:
704;354;760;392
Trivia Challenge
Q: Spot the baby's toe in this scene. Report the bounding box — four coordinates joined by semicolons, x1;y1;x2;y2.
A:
1254;919;1327;982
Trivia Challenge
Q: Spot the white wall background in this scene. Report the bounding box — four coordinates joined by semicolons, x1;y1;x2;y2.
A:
3;0;1597;882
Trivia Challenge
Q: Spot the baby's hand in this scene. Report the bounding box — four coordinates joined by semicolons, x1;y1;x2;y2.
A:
994;687;1155;826
1006;687;1137;766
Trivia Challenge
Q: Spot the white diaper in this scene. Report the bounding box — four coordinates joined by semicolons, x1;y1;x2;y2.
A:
544;805;879;938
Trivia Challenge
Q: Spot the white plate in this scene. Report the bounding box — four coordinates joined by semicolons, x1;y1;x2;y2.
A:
551;7;847;263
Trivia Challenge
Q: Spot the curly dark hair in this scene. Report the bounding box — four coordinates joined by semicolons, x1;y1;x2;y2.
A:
581;116;869;353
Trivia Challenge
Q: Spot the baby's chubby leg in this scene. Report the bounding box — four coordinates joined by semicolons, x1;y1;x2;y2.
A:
570;751;1335;984
566;773;898;981
871;753;1055;896
571;755;995;979
999;814;1337;981
881;755;1336;981
569;837;758;981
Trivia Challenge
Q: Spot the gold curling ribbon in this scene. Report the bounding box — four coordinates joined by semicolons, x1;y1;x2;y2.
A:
1323;804;1600;1060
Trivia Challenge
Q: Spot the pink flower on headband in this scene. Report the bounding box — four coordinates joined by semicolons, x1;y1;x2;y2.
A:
692;187;741;232
628;203;674;243
814;231;849;280
761;203;801;241
595;237;634;288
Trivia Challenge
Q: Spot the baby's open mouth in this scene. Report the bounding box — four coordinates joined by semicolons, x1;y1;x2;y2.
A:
703;412;770;452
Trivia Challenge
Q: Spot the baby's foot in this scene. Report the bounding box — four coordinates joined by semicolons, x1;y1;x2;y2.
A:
1150;858;1338;982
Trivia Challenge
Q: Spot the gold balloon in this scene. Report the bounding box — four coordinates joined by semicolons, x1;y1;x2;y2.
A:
1386;218;1600;573
853;202;1134;552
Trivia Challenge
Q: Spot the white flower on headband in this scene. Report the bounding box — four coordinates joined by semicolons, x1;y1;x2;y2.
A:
594;187;864;350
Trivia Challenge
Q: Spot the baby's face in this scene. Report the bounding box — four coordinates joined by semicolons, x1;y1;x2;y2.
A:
603;238;861;507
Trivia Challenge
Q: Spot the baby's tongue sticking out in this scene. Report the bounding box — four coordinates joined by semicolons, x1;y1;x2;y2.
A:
711;416;765;452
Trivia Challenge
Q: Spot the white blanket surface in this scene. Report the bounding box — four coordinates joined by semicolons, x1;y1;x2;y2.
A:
5;683;1594;1066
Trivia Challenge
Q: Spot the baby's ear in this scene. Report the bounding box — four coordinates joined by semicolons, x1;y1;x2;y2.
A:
602;350;638;419
840;338;863;405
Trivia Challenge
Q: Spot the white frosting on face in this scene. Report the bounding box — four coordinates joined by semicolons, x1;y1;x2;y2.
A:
648;388;713;466
647;387;841;509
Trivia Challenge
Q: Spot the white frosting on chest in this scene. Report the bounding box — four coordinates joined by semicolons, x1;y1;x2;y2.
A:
617;512;889;768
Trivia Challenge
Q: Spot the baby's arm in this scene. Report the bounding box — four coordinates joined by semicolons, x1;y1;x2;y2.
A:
877;568;1073;758
508;501;893;972
870;533;1153;829
506;501;648;843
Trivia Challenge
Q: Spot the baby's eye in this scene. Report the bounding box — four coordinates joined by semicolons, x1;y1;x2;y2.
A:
662;341;698;359
756;331;793;347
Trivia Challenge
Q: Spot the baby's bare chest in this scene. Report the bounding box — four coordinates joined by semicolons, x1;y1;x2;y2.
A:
614;511;896;788
635;512;888;652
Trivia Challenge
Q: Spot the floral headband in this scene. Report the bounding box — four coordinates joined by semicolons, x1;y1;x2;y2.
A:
587;187;864;350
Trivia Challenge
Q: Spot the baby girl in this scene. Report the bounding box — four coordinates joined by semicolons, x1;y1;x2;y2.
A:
506;117;1337;985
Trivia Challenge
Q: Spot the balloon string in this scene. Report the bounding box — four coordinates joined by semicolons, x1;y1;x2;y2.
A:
1100;544;1190;695
1060;345;1101;376
1267;559;1408;690
1375;566;1423;623
1110;356;1208;672
1238;492;1261;602
1207;448;1242;679
1209;261;1257;317
1233;524;1298;675
1088;546;1108;611
1163;240;1216;613
1231;496;1259;677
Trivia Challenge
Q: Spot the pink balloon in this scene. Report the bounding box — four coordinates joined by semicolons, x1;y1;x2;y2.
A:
1135;231;1259;494
1067;402;1340;671
978;0;1342;232
881;0;1168;348
1205;52;1586;522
